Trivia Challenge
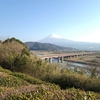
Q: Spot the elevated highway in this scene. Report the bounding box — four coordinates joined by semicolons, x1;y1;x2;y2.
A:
39;52;96;63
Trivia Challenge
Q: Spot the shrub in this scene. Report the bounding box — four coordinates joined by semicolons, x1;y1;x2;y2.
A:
12;72;44;84
0;72;29;87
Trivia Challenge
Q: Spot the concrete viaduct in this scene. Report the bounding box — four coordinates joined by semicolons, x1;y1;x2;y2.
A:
39;52;96;63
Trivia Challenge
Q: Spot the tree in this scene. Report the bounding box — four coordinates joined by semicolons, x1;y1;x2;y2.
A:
0;38;30;71
91;67;99;78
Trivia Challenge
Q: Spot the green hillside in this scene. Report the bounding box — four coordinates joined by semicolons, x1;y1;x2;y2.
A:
0;38;100;100
0;66;100;100
25;42;77;51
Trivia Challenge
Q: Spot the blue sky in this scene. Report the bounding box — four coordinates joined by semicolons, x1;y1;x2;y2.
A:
0;0;100;42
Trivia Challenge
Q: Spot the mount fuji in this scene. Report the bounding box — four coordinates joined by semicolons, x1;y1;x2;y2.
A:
39;34;100;50
47;34;63;39
39;34;73;44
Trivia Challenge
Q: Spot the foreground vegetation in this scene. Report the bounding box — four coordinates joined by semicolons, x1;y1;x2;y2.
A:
0;66;100;100
0;38;100;99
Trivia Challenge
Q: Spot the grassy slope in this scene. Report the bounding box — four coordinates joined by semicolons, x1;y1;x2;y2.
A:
0;66;100;100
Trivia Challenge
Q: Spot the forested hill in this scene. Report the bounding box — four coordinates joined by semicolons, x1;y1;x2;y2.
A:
25;42;77;51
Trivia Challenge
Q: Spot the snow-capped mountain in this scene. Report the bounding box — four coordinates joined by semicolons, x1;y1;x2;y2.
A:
48;34;62;39
39;34;77;47
39;34;100;50
40;34;72;44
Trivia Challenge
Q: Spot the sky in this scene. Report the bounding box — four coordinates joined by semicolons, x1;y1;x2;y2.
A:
0;0;100;42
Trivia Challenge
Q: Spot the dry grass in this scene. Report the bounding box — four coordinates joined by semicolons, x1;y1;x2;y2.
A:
0;72;9;78
0;85;39;99
64;54;100;66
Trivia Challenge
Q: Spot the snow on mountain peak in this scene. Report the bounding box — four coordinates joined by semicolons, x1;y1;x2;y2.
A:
50;34;62;39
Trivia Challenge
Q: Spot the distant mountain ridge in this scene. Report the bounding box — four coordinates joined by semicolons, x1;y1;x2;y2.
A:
39;34;100;50
25;42;77;51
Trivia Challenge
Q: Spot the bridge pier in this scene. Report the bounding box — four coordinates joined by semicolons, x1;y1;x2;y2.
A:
45;58;48;61
58;57;60;63
40;52;96;63
64;56;70;60
49;58;52;63
77;55;79;57
61;56;63;63
69;56;71;59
